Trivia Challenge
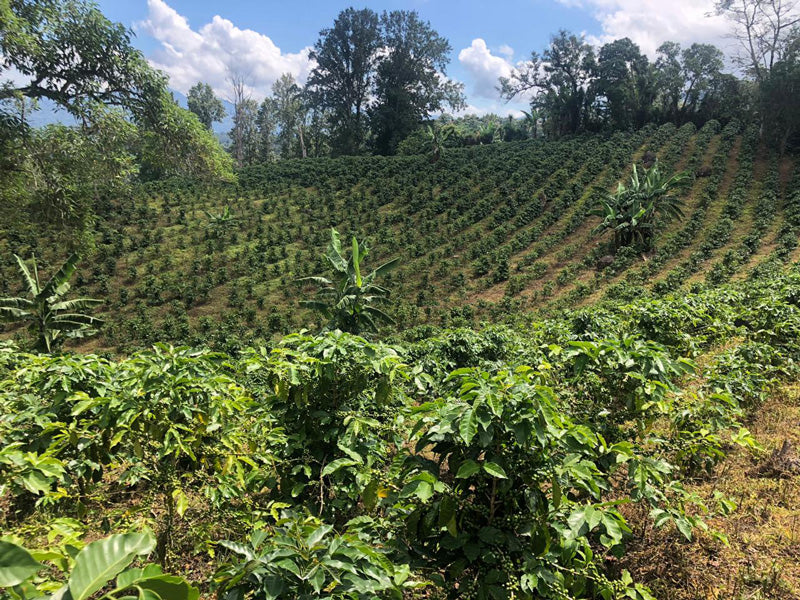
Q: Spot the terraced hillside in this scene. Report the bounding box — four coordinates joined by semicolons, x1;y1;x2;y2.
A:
1;121;797;351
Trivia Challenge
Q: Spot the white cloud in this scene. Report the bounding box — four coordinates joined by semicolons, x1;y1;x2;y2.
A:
558;0;733;57
498;44;515;59
458;38;514;99
136;0;313;100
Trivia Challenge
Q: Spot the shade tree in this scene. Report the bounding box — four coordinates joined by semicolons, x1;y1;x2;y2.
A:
187;82;226;130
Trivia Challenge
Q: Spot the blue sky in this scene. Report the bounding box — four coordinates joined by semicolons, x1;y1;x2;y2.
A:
94;0;732;115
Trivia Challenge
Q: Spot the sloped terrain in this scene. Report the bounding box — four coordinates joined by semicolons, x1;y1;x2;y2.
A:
0;121;797;352
3;125;800;599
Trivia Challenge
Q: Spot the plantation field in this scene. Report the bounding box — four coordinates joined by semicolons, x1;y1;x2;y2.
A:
4;265;800;599
6;1;800;597
2;120;797;352
3;123;800;599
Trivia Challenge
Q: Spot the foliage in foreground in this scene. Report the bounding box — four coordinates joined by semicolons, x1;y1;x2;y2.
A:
3;267;800;598
0;531;196;600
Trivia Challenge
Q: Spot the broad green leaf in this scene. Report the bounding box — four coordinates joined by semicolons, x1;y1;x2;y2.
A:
172;489;189;519
675;518;693;541
401;479;434;502
320;458;359;477
69;533;155;600
0;541;42;587
458;408;478;445
117;565;164;590
352;237;362;287
305;525;333;548
552;477;562;509
455;459;481;479
21;470;53;495
650;508;672;528
438;496;457;530
136;575;199;600
361;480;379;511
482;462;507;479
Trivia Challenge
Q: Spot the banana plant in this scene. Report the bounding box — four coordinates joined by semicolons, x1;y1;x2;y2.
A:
591;161;689;252
425;124;454;164
0;531;197;600
204;205;237;229
298;229;398;335
0;254;103;353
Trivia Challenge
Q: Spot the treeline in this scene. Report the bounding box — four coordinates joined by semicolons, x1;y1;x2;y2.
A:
188;7;464;165
501;34;744;136
197;2;798;162
501;11;799;154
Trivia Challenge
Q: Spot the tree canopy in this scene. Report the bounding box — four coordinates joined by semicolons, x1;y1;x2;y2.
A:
306;8;382;156
369;10;465;155
500;30;755;141
306;7;463;156
0;0;164;122
187;82;226;130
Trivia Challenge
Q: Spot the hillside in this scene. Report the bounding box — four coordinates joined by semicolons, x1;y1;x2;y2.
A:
4;125;800;599
1;120;798;352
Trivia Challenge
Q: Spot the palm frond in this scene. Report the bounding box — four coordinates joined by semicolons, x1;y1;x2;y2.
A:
362;306;395;325
51;313;104;326
0;306;30;321
14;254;40;296
299;300;333;314
0;297;34;309
352;237;362;287
371;258;400;278
40;253;80;300
296;276;334;286
50;298;104;312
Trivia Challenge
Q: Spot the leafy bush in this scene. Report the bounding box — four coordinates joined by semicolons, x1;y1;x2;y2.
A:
396;367;654;599
214;511;418;599
0;531;197;600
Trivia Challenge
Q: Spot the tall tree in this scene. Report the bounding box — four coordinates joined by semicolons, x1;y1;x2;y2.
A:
653;42;725;124
228;74;260;167
501;31;596;137
760;32;800;152
696;72;750;124
231;99;260;167
256;96;277;162
306;8;381;155
25;107;137;230
0;0;235;239
716;0;800;82
654;42;686;122
680;44;725;118
269;74;309;158
303;108;331;157
187;82;225;130
369;10;465;155
593;38;654;130
138;94;236;182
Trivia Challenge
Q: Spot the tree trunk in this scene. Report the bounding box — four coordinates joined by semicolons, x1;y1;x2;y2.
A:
298;124;307;159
